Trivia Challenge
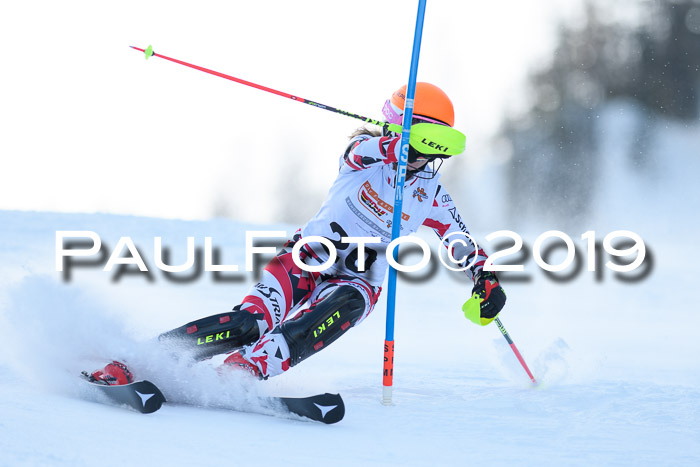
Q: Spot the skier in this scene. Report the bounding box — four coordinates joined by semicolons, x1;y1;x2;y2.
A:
87;82;506;385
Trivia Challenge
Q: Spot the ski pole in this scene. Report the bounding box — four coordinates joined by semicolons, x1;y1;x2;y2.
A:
383;0;428;406
494;317;537;385
130;45;401;133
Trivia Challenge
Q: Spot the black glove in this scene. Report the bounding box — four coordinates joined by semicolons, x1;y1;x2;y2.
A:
463;271;506;326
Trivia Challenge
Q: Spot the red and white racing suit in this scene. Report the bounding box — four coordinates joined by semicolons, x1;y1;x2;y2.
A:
236;133;488;377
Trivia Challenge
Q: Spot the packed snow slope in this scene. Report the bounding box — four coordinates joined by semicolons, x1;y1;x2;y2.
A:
1;101;699;465
2;101;700;464
0;205;698;466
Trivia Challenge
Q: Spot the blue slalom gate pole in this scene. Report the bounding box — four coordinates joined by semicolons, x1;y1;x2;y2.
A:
383;0;428;405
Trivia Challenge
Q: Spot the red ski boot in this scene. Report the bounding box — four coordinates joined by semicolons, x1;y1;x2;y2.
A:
222;351;262;379
86;361;134;386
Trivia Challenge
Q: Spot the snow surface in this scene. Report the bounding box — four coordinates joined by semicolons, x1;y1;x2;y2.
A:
1;206;698;466
1;101;699;465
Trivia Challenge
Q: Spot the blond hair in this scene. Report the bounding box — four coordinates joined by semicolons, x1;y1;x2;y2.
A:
349;126;382;139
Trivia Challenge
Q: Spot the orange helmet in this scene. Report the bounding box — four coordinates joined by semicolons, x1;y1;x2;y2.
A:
384;82;455;127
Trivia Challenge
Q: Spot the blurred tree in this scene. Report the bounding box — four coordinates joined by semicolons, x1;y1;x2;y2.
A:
501;0;700;226
634;0;700;120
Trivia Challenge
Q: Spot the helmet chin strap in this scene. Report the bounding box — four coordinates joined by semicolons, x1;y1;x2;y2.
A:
392;158;444;181
411;158;444;180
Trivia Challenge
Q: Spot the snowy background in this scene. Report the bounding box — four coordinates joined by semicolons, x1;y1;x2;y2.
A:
0;0;582;223
2;0;700;466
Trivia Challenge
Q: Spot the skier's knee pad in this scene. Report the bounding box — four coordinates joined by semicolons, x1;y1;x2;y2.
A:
280;285;365;367
158;308;261;360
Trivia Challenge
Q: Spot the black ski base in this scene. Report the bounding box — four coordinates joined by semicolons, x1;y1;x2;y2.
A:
279;393;345;424
85;378;166;414
82;376;344;423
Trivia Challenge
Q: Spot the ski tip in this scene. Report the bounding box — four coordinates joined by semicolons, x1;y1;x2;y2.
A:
320;394;345;424
82;376;166;414
281;393;345;424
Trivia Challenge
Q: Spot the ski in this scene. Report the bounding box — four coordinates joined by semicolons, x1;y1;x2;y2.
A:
84;378;166;414
83;375;344;423
277;393;345;424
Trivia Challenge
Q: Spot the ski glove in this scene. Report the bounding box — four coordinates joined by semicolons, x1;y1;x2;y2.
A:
463;271;506;326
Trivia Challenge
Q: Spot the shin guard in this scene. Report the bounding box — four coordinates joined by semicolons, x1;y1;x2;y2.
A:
280;285;365;367
158;309;261;360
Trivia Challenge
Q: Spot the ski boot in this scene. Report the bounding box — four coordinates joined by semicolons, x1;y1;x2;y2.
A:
221;351;262;379
83;360;134;386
